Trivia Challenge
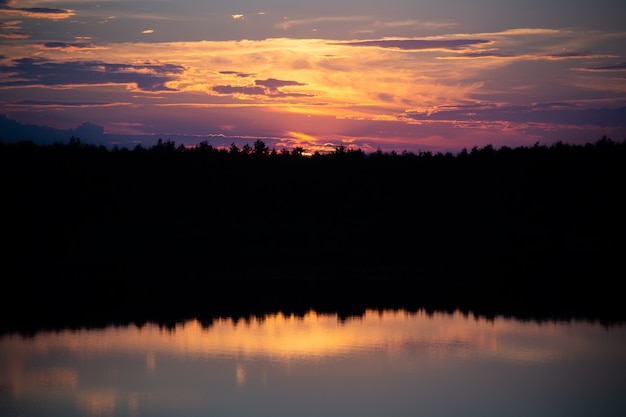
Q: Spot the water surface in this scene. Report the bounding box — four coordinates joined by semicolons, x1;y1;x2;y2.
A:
1;310;625;417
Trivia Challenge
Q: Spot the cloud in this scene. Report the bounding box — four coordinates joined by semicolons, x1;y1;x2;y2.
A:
142;29;154;34
482;28;562;36
212;85;266;96
276;16;371;30
13;100;128;108
255;78;306;91
453;51;512;58
43;42;90;48
0;0;74;20
219;70;255;78
448;51;602;60
405;103;626;128
232;14;244;20
0;58;185;92
0;19;27;38
0;30;27;38
42;42;102;52
286;131;318;142
582;61;626;72
2;29;624;153
548;52;593;59
335;38;491;51
75;121;104;138
213;78;312;98
377;93;394;103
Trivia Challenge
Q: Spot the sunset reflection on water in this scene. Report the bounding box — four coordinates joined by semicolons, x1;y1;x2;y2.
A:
2;310;586;362
1;310;625;417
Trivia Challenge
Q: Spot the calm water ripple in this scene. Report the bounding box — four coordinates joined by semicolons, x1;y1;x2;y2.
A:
1;309;625;417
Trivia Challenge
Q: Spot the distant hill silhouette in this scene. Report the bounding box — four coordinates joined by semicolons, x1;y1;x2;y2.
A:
0;113;259;150
0;114;107;145
2;136;625;333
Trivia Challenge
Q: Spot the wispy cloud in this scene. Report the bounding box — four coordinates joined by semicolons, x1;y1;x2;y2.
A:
579;61;626;72
219;70;255;78
275;16;371;30
255;78;306;90
336;38;492;51
13;100;130;108
0;19;624;152
212;85;266;96
404;103;626;128
0;58;184;92
41;42;103;52
0;0;74;19
213;78;312;98
0;19;27;38
446;51;610;61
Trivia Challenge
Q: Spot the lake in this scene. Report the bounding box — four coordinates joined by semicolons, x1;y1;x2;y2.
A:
1;309;625;417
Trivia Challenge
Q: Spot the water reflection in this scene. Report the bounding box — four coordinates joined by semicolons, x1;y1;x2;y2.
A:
1;310;625;417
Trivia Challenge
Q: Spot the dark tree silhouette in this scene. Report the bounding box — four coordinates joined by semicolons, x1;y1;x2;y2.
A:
253;140;269;155
2;135;625;333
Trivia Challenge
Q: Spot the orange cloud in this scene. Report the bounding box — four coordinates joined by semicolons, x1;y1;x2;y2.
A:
0;1;74;20
1;26;624;153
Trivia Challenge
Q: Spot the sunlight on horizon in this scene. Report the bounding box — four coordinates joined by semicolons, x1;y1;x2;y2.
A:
1;1;625;152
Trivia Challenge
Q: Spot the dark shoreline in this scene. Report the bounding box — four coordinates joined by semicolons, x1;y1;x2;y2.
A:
2;137;626;334
3;271;625;336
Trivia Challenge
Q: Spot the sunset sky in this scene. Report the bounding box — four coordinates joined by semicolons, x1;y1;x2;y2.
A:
1;0;625;153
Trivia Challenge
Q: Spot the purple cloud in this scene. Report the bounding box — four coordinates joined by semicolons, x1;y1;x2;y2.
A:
456;52;511;58
589;61;626;71
14;100;120;107
43;42;95;49
377;93;394;102
213;78;312;98
335;39;491;51
212;85;266;95
0;0;74;19
0;58;184;92
406;103;626;127
448;50;604;61
548;52;593;58
255;78;306;90
0;19;28;38
219;71;255;78
18;7;66;14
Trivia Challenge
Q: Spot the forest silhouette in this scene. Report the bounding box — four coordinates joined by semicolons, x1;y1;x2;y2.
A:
2;136;625;333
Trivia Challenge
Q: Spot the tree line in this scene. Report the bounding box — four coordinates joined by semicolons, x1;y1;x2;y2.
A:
2;135;625;328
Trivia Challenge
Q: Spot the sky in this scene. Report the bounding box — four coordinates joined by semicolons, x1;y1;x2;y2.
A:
1;0;625;153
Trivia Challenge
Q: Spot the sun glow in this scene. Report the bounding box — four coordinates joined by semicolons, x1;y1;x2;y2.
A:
1;16;625;152
2;310;593;364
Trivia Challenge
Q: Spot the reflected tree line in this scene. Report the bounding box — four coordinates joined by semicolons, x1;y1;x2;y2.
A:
2;136;626;331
